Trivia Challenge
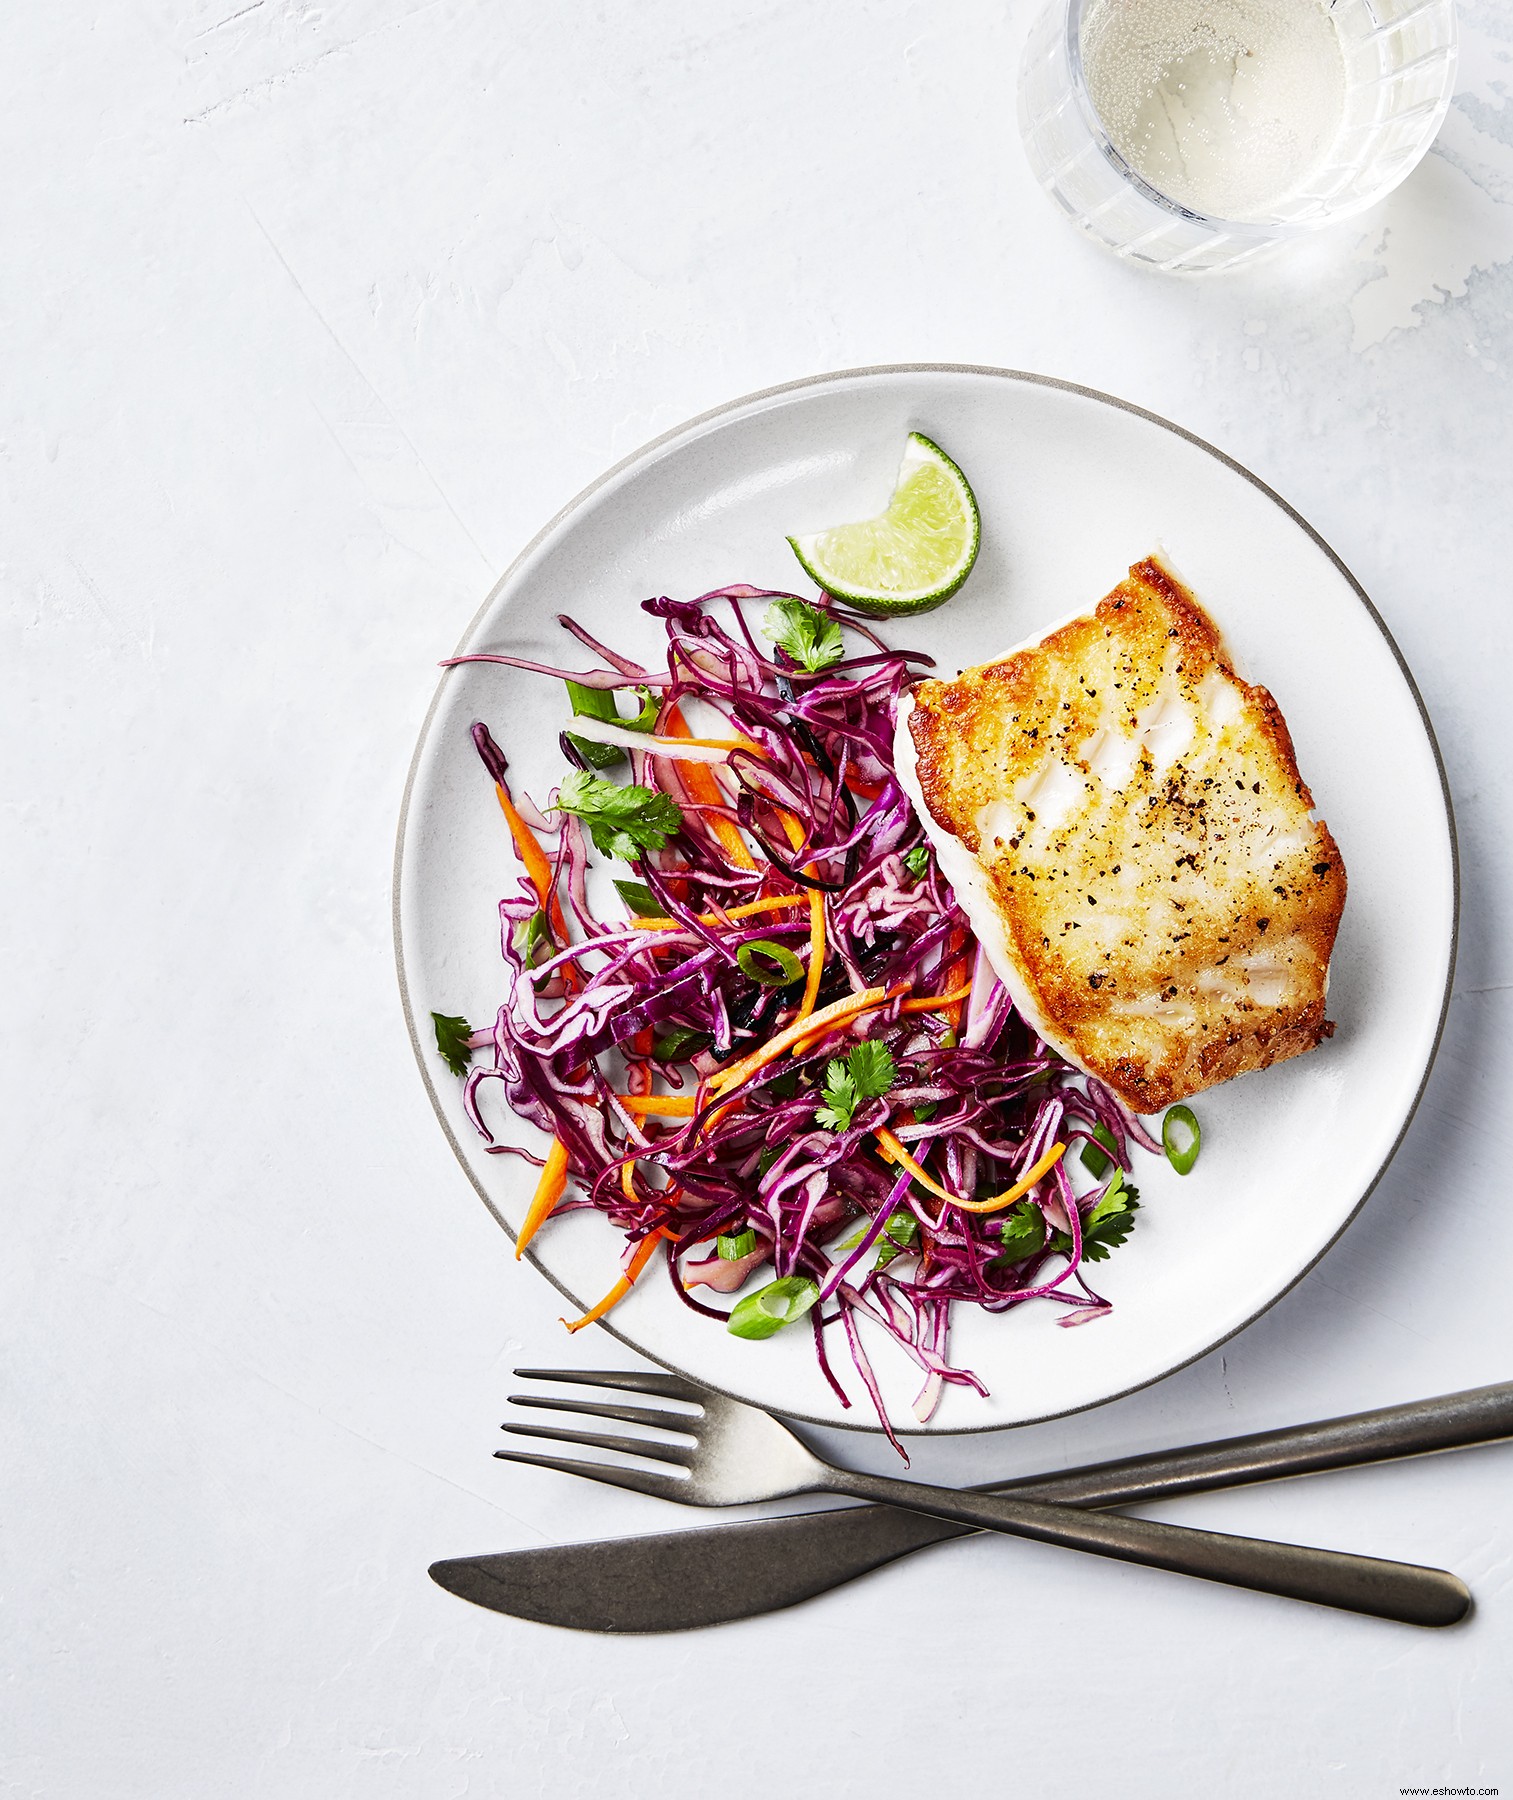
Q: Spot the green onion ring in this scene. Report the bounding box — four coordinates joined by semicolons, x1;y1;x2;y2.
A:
736;939;804;988
726;1276;820;1340
1162;1104;1201;1176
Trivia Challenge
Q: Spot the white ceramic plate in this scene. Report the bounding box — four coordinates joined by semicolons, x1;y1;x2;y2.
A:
395;365;1456;1433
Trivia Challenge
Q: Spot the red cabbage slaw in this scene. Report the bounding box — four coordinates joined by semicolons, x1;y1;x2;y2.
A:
439;585;1166;1455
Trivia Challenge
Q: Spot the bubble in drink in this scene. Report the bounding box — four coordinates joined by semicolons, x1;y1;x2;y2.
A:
1080;0;1349;221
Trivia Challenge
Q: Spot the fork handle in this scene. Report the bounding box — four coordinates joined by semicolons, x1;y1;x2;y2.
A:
821;1470;1470;1626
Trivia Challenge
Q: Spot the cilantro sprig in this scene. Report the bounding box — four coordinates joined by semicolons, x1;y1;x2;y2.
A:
554;771;683;861
903;845;931;879
815;1040;896;1132
1050;1173;1141;1264
762;596;844;674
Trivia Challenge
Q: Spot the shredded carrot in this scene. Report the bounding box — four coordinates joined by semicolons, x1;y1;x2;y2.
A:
616;1094;698;1117
646;733;760;753
899;981;974;1016
515;1138;569;1259
494;785;568;941
951;1142;1068;1213
663;705;758;872
620;1159;639;1203
940;929;972;1035
799;889;826;1021
562;1229;671;1333
873;1126;956;1203
875;1130;1067;1213
710;985;891;1095
775;809;825;1025
629;894;809;931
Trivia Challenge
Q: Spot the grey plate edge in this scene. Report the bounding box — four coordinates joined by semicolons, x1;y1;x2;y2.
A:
391;360;1461;1438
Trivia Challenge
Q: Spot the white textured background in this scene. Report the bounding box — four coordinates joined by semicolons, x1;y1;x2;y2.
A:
5;3;1513;1795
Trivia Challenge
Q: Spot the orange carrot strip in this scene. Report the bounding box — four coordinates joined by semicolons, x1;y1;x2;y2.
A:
515;1138;569;1260
899;981;974;1016
936;928;972;1035
709;985;890;1095
629;894;810;931
874;1131;1067;1213
647;733;760;753
873;1127;956;1204
664;706;758;872
951;1142;1068;1214
799;890;826;1022
774;809;825;1026
494;785;567;939
616;1094;698;1117
562;1229;671;1333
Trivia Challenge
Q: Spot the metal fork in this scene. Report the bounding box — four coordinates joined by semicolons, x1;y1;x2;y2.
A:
498;1368;1470;1627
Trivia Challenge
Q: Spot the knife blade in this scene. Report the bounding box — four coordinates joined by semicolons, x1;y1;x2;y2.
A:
430;1377;1513;1633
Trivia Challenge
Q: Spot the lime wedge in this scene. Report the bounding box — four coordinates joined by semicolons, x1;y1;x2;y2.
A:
787;433;980;616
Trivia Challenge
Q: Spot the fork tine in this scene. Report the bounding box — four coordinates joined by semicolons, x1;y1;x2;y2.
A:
501;1421;696;1467
493;1448;687;1500
512;1367;708;1406
506;1393;698;1435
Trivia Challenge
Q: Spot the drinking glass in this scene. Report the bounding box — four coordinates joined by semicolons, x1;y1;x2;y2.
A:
1017;0;1458;272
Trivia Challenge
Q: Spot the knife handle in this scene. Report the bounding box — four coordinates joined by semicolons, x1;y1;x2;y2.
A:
823;1464;1470;1625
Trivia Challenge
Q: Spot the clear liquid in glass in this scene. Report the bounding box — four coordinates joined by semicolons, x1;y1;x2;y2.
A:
1080;0;1350;221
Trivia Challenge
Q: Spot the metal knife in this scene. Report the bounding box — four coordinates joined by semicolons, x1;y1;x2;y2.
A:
429;1377;1513;1633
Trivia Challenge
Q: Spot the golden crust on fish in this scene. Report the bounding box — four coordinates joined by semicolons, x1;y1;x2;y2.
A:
902;559;1346;1111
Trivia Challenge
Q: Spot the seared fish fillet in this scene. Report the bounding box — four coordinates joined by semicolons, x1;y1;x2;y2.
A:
896;558;1346;1112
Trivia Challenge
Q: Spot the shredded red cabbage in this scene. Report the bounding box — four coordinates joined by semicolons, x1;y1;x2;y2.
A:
449;585;1162;1452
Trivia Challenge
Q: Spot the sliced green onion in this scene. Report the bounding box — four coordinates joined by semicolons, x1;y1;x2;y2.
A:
717;1227;758;1260
1162;1104;1201;1176
873;1211;919;1270
512;909;552;964
833;1211;916;1253
651;1025;710;1063
624;685;660;732
913;1101;938;1124
727;1276;820;1341
1080;1122;1119;1178
736;939;805;987
614;877;666;918
564;679;627;769
756;1144;783;1176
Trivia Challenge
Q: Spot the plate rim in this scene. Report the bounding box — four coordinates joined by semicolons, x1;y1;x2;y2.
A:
392;361;1461;1436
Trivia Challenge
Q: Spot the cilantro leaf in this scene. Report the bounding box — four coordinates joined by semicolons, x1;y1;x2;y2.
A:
903;845;931;879
431;1012;475;1078
762;596;845;673
1049;1177;1142;1264
994;1199;1047;1263
554;771;683;861
814;1040;896;1132
814;1063;858;1133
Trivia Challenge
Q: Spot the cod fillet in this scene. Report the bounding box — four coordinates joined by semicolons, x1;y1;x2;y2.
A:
896;557;1346;1112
